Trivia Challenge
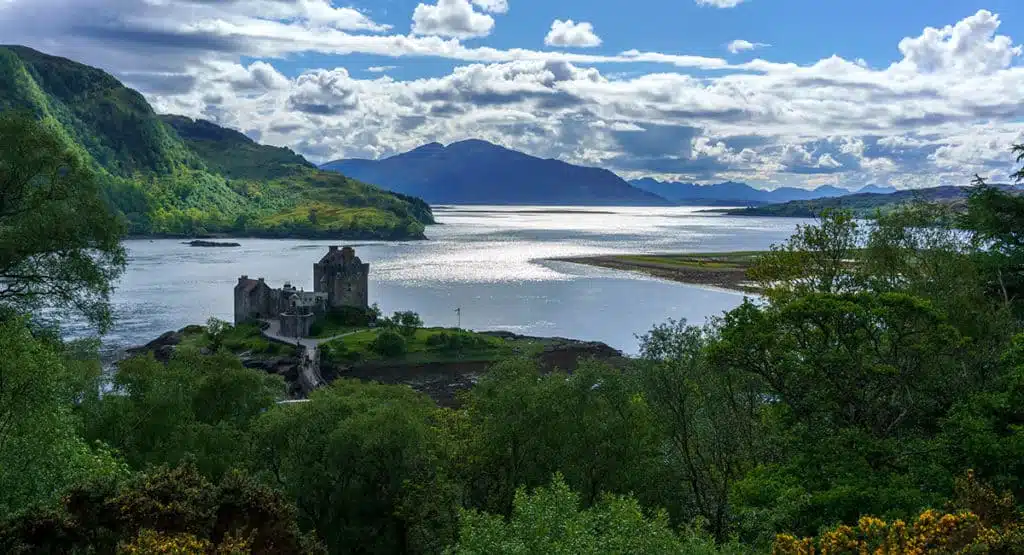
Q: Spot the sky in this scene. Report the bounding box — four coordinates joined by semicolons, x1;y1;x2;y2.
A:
1;0;1023;190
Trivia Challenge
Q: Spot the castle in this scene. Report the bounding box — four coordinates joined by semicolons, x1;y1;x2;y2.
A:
234;246;370;337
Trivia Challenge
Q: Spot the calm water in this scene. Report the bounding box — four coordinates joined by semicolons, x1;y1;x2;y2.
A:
80;206;808;356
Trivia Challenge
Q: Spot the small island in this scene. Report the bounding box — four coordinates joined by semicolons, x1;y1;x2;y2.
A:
185;240;241;247
120;245;626;403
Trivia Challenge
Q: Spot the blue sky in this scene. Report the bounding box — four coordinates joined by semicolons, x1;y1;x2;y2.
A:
1;0;1023;189
272;0;1024;79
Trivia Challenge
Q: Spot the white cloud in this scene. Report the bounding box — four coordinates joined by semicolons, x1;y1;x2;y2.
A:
696;0;746;7
895;10;1021;75
544;19;602;48
0;3;1022;188
726;39;769;54
367;65;397;73
471;0;508;13
412;0;496;39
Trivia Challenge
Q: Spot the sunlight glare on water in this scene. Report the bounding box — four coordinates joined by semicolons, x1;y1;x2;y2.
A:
83;206;808;355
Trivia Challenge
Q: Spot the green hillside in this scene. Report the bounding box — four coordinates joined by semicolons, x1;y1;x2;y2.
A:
723;186;970;218
0;45;433;239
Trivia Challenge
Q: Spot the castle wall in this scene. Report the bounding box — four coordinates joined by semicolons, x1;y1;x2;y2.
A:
330;264;369;309
280;312;314;338
314;246;370;311
234;277;276;324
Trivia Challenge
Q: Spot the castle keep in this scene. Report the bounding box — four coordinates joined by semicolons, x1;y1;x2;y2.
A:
234;246;370;337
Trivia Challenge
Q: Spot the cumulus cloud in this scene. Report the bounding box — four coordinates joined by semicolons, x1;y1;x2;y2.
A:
0;2;1022;188
696;0;746;7
412;0;496;39
367;65;397;73
471;0;508;13
727;39;769;54
895;10;1021;75
545;19;602;48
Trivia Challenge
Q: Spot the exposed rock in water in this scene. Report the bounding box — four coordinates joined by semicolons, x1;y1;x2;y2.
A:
185;240;241;247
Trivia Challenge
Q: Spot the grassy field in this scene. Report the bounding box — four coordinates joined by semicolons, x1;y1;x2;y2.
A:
555;251;767;292
321;327;548;365
177;322;297;357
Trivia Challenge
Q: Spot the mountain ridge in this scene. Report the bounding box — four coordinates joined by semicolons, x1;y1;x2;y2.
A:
322;141;673;206
629;177;897;206
0;45;432;239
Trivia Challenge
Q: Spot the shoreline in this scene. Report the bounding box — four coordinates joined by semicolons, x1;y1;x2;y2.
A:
553;252;764;293
124;231;429;242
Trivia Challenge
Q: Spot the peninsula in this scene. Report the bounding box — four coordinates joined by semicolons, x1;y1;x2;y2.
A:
555;252;763;292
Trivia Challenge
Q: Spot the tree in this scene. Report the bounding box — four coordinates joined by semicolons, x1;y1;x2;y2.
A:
748;209;860;300
83;349;285;478
712;292;969;537
450;474;735;555
636;319;765;541
454;359;665;518
0;112;127;332
959;144;1024;316
251;380;458;554
386;310;423;337
0;463;320;554
0;317;128;517
372;328;408;357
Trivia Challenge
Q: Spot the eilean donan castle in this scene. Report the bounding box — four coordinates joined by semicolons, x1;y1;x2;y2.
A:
234;246;369;337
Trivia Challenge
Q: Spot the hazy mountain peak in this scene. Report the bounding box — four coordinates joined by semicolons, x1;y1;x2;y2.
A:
322;140;671;206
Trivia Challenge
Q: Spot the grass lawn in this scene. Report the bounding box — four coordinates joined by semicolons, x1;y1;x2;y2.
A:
321;327;546;364
178;322;296;357
311;321;365;339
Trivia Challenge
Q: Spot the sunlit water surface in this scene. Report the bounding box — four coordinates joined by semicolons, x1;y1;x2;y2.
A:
77;206;808;356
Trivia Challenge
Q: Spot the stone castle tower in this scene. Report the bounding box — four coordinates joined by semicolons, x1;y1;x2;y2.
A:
313;246;369;310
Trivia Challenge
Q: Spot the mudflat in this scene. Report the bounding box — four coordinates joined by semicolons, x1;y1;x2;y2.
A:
554;251;765;293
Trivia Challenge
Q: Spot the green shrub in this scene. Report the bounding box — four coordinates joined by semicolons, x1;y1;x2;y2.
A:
386;311;422;337
371;330;407;357
321;341;364;364
426;331;491;354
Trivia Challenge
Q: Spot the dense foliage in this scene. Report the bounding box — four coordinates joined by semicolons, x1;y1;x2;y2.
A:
0;111;126;331
7;115;1024;553
0;46;433;240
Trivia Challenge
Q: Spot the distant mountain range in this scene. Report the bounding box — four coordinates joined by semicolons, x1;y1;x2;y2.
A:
629;178;897;206
321;141;672;206
322;141;900;207
723;186;969;218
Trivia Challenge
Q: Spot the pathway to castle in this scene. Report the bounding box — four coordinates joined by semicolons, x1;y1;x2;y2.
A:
260;319;359;395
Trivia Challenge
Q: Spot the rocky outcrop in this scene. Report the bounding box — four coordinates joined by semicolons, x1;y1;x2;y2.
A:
185;240;241;247
324;332;627;407
125;329;185;362
127;327;626;405
125;325;305;397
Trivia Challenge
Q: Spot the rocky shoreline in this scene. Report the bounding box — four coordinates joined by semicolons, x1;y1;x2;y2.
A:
125;327;627;406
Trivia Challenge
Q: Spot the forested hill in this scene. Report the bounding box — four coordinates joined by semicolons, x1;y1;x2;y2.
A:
0;45;433;239
724;186;970;217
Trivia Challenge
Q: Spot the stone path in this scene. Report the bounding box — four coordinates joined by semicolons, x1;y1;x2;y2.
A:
260;320;360;394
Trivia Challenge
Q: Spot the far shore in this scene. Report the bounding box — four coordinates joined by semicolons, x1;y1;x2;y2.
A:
553;251;765;293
